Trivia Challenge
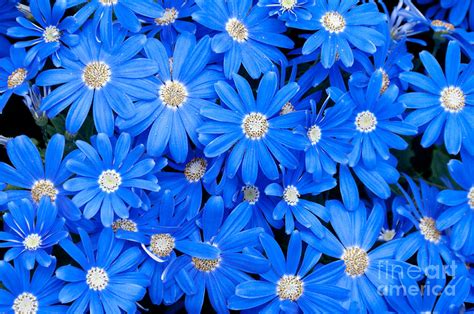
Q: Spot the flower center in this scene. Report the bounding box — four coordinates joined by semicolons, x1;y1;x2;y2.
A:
43;25;61;43
355;111;377;133
150;233;175;257
7;68;27;89
31;179;58;203
184;158;207;182
440;86;465;113
159;81;188;108
321;11;346;33
192;257;220;272
431;20;455;32
242;185;260;204
379;229;396;241
226;18;249;42
13;292;38;314
280;102;295;115
112;219;138;232
419;217;441;243
380;68;390;94
283;185;300;206
280;0;297;10
307;125;322;145
468;187;474;209
342;247;369;276
23;234;42;251
277;275;304;301
98;169;122;193
86;267;109;291
99;0;117;5
82;62;111;89
155;8;178;25
242;113;269;140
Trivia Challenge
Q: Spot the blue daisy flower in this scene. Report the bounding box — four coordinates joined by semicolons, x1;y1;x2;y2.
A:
198;72;307;184
257;0;315;23
377;197;412;243
7;0;79;65
399;40;474;155
289;0;386;69
302;200;407;312
56;228;149;313
395;177;454;282
0;198;68;270
0;259;66;313
116;33;223;163
192;0;294;78
163;196;270;313
437;153;474;256
0;46;40;112
0;134;81;221
265;162;335;235
229;231;349;312
63;133;160;227
36;24;158;135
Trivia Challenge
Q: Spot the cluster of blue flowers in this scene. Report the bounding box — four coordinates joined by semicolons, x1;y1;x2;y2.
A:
0;0;473;313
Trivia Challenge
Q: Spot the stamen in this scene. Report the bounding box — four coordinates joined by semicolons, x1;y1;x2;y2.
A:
380;68;390;94
378;228;396;241
150;233;175;257
342;246;369;277
279;0;297;11
431;20;455;32
23;234;42;251
283;185;300;206
321;11;346;33
31;179;58;203
155;8;178;25
242;113;269;140
419;217;441;243
226;18;249;42
112;219;138;232
98;170;122;193
355;111;377;133
13;292;38;314
82;62;111;89
159;81;188;108
468;187;474;209
99;0;117;5
43;25;61;43
277;275;304;301
307;125;322;145
86;267;109;291
192;257;220;272
7;68;27;89
242;185;260;204
184;158;207;182
440;86;465;113
280;102;295;115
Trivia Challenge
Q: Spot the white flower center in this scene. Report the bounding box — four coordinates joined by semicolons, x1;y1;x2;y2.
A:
355;111;377;133
380;68;390;94
112;219;138;232
192;257;220;272
8;68;27;89
150;233;175;257
23;234;42;251
468;187;474;209
440;86;465;113
82;62;111;89
13;292;38;314
159;81;188;108
226;18;249;42
277;275;304;301
378;229;396;241
99;0;117;5
283;185;300;206
31;179;58;203
155;8;178;25
419;217;441;243
321;11;346;33
307;125;322;145
242;185;260;204
280;0;297;11
86;267;109;291
280;102;295;115
342;246;369;277
242;113;269;140
98;169;122;193
184;157;207;182
43;25;61;43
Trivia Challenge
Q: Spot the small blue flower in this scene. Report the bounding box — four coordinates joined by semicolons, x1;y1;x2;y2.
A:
63;133;159;227
258;0;315;22
0;198;68;270
229;231;349;312
36;24;158;135
0;259;66;313
198;72;307;184
56;228;149;313
7;0;79;65
399;40;474;155
192;0;294;78
0;134;81;221
289;0;386;68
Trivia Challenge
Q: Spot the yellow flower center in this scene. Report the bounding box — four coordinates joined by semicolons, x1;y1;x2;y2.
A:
155;8;178;25
280;0;297;11
23;234;42;251
468;187;474;209
13;292;38;314
99;0;117;6
342;246;369;276
7;68;27;89
159;81;188;108
419;217;441;243
242;185;260;204
277;275;304;301
86;267;109;291
112;219;138;232
43;25;61;43
82;62;111;89
242;113;269;140
283;185;300;206
150;233;175;257
192;257;220;272
307;125;322;145
431;20;455;32
226;18;249;42
98;170;122;193
321;11;346;33
440;86;465;113
280;102;295;115
31;179;58;203
184;158;207;182
380;68;390;94
355;111;377;133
